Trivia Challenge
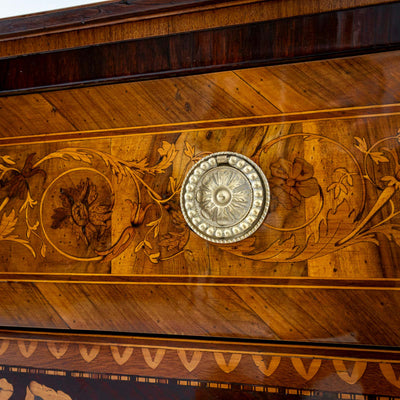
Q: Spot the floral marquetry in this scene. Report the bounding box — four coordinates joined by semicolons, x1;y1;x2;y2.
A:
1;1;400;399
269;157;319;210
41;169;113;261
0;120;399;276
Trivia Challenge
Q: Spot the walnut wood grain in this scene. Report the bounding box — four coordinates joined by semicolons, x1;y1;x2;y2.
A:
0;281;399;347
0;104;399;147
1;4;400;389
1;275;400;288
1;0;398;58
0;51;399;141
1;3;400;95
1;61;399;349
0;0;257;39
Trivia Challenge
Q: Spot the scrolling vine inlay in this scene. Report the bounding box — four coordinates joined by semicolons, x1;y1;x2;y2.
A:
0;123;399;273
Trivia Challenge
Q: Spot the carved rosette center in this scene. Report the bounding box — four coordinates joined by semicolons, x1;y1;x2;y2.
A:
180;152;270;243
214;187;232;206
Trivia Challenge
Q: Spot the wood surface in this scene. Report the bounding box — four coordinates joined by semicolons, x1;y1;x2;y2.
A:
1;279;400;346
0;51;399;140
0;117;400;344
1;0;398;58
1;3;400;95
0;114;400;277
0;0;258;39
0;330;400;397
0;48;399;346
1;2;400;397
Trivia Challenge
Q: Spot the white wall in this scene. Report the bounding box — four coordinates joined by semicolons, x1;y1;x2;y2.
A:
0;0;109;19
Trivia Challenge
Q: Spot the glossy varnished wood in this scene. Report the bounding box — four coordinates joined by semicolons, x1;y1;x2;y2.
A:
1;3;400;94
0;279;400;345
1;2;400;397
1;104;400;147
0;0;250;39
1;110;400;274
1;0;398;58
0;48;400;347
0;51;399;140
0;330;399;396
1;274;400;287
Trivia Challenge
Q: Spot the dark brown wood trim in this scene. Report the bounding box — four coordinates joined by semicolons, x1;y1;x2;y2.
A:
1;2;400;95
0;0;258;40
1;328;400;360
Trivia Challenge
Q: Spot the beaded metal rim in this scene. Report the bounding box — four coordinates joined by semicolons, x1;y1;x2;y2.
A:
180;152;270;243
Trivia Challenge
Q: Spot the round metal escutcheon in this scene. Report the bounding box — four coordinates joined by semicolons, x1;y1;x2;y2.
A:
180;152;270;243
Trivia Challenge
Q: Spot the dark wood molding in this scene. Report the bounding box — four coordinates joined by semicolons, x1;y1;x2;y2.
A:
1;329;400;398
1;2;400;95
2;328;400;359
0;0;258;40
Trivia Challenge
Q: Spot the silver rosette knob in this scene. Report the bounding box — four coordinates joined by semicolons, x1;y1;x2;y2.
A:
180;152;270;243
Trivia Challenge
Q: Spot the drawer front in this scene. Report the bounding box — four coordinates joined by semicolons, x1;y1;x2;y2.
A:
1;52;400;345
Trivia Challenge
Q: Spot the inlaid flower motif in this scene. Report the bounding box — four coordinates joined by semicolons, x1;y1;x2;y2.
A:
96;200;152;262
0;378;13;400
51;178;112;248
381;171;400;190
25;381;71;400
381;147;400;190
269;157;319;209
0;153;46;200
198;167;251;226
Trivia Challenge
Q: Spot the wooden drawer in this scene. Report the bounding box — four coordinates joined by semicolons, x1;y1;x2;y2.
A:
1;51;400;346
